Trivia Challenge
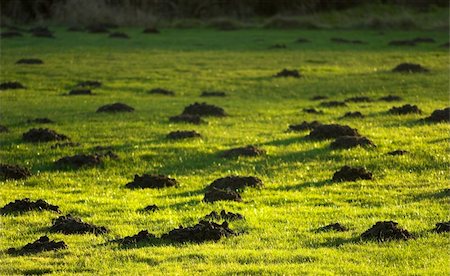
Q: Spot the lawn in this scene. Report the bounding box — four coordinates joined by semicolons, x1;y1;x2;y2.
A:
0;27;449;275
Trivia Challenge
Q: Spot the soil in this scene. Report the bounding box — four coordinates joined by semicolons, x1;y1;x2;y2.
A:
441;42;449;48
0;81;25;90
433;221;450;233
206;175;263;191
388;40;416;46
76;80;102;88
379;95;402;102
22;128;69;142
67;26;84;32
114;230;156;245
0;198;60;214
392;63;429;73
182;102;226;117
166;130;201;140
345;96;373;103
169;114;205;125
143;204;159;212
424;107;450;122
148;88;175;96
316;223;348;232
27;118;54;124
361;221;412;242
221;145;265;158
303;108;324;114
203;188;242;203
288;121;322;131
319;101;347;107
95;150;119;159
109;32;129;39
201;91;226;97
387;150;408;156
203;210;244;221
31;28;54;38
16;58;43;64
307;124;360;140
388;104;422;115
96;103;135;113
0;125;8;132
126;174;178;189
87;25;110;33
143;27;160;34
50;214;108;234
412;37;435;43
332;166;373;182
341;111;364;119
1;31;23;38
269;44;287;49
0;164;31;180
92;145;114;151
310;95;328;101
330;136;374;149
55;154;102;169
331;38;365;44
296;38;310;43
161;220;235;243
69;89;92;95
274;69;301;78
7;236;67;255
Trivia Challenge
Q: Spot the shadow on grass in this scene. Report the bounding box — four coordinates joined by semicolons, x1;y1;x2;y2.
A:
413;188;450;201
268;179;332;192
313;236;360;248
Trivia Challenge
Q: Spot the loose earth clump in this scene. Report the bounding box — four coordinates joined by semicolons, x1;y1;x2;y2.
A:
76;80;102;88
387;150;408;156
379;95;402;102
27;118;54;124
330;136;374;149
331;38;365;44
7;236;67;255
412;37;435;43
67;26;84;32
392;63;429;73
169;114;205;124
142;205;159;212
126;174;178;189
221;145;265;158
316;223;348;232
269;44;287;49
87;25;110;33
288;121;322;131
16;58;43;64
182;102;226;117
345;96;373;103
296;38;310;43
143;27;160;33
31;28;54;38
310;95;328;101
320;101;347;107
206;176;263;191
332;166;373;182
109;32;129;39
1;31;22;38
433;221;450;233
201;91;227;97
307;124;360;140
0;198;60;214
0;81;25;90
388;40;416;46
166;130;201;140
0;164;31;180
114;230;156;245
424;107;450;122
388;104;422;115
22;128;69;142
203;210;244;221
203;188;242;203
361;221;412;242
54;154;102;169
303;108;324;114
0;125;8;132
50;214;108;234
96;103;134;113
148;88;175;96
274;69;301;78
69;89;92;95
161;220;235;243
341;111;364;119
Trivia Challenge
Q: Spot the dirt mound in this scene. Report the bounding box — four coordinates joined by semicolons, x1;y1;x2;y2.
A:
316;223;348;232
22;128;69;142
87;25;110;33
50;214;108;234
379;95;402;102
161;220;235;243
412;37;435;43
76;80;102;88
31;29;54;38
143;204;159;212
126;174;178;189
361;221;412;242
114;230;156;245
331;38;365;44
50;142;81;149
441;42;449;48
330;136;374;149
387;150;408;156
204;188;242;203
67;26;84;32
303;108;324;114
109;32;129;39
221;145;265;158
274;69;301;78
296;38;310;43
143;27;160;33
319;101;347;107
55;154;102;169
0;164;31;180
288;121;322;132
307;124;360;140
424;107;450;122
182;102;226;117
310;95;328;101
388;104;422;115
201;91;226;97
206;176;263;191
388;40;416;46
345;96;373;103
7;236;67;255
16;58;43;64
332;166;373;182
69;89;92;95
392;63;429;73
166;130;201;140
148;88;175;96
341;111;364;119
433;221;450;233
96;103;134;113
0;81;25;90
203;210;244;221
0;125;8;132
0;198;60;214
1;31;22;38
169;114;205;124
27;118;54;124
269;44;287;49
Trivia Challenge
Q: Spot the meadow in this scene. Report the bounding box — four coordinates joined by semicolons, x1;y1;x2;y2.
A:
0;27;449;275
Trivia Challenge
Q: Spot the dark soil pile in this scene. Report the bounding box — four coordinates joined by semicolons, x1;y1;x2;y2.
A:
203;188;242;203
316;223;348;232
143;27;160;33
50;142;81;149
50;214;108;234
310;95;328;101
330;136;374;149
169;114;205;124
148;88;175;96
296;38;310;43
0;198;59;214
0;164;31;180
114;230;156;245
288;121;322;131
433;221;450;233
109;32;129;39
94;150;119;160
31;28;54;38
332;166;373;182
55;154;102;169
7;236;67;255
0;81;25;90
345;96;372;103
221;145;265;158
392;63;429;73
143;204;159;212
307;124;360;140
76;80;102;88
388;40;416;46
67;26;84;32
201;91;226;97
424;107;450;122
161;220;235;243
27;118;54;124
388;104;422;115
203;210;244;221
361;221;412;242
387;150;408;156
412;37;435;43
274;69;301;78
331;38;365;44
69;89;92;95
86;25;110;33
269;44;287;49
182;102;226;117
341;111;364;119
379;95;402;102
22;128;69;142
206;175;263;191
303;108;324;114
166;130;201;140
441;42;450;48
96;103;134;113
0;125;8;132
1;31;23;38
319;101;347;107
126;174;178;189
16;58;43;64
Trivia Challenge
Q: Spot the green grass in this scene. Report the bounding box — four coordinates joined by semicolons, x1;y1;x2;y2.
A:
0;28;449;275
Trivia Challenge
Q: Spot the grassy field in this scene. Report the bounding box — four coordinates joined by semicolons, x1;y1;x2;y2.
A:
0;27;449;275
